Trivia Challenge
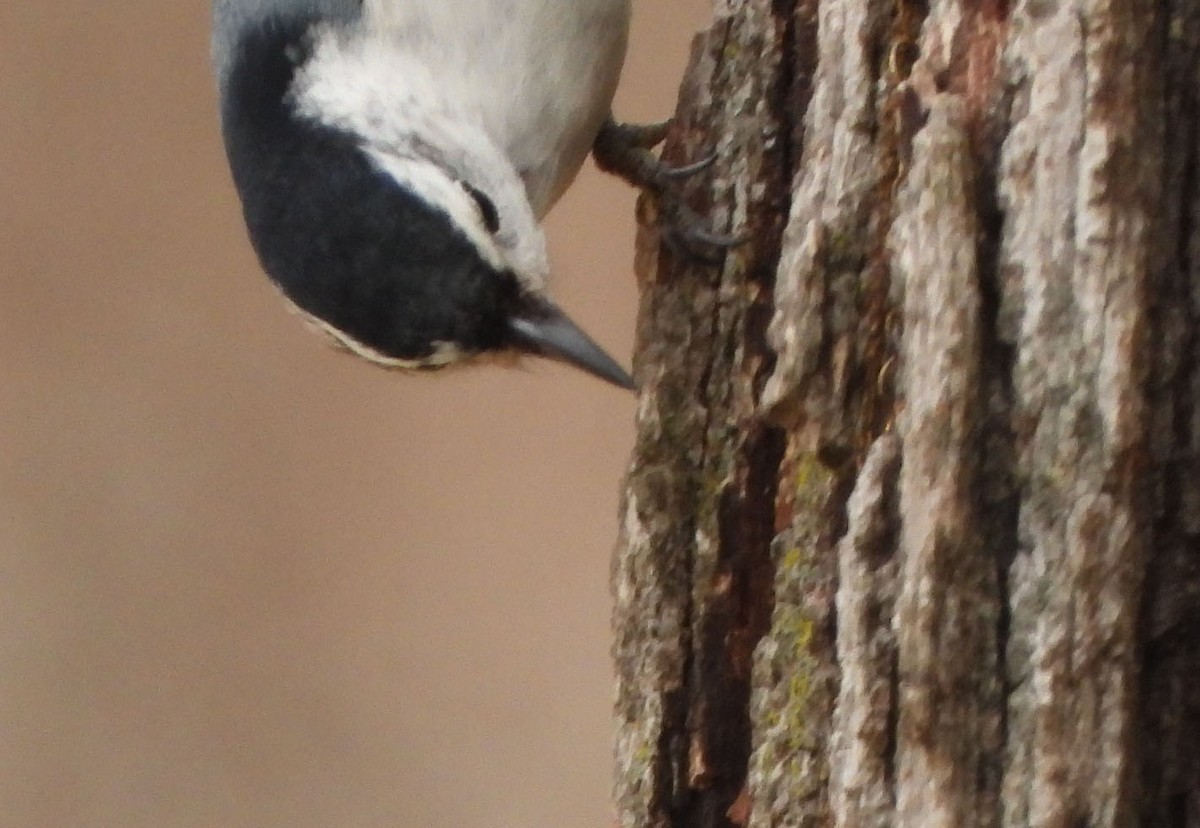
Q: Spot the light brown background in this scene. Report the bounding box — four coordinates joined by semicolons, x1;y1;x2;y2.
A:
0;3;707;825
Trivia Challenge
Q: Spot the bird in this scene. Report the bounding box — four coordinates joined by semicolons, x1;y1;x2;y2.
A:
211;0;721;391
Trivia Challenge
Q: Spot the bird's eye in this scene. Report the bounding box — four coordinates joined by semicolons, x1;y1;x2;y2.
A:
463;183;500;234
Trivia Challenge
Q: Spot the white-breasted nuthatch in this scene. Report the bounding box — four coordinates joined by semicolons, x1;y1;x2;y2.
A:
212;0;717;390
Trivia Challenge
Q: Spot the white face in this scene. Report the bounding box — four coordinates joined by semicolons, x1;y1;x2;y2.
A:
288;21;552;293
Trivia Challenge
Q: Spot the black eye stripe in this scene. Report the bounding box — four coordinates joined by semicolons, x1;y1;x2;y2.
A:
462;183;500;234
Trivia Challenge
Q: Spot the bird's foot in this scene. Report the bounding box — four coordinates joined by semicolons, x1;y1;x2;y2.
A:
592;117;746;262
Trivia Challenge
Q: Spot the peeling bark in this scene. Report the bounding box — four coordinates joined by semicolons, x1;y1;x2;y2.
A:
613;0;1200;826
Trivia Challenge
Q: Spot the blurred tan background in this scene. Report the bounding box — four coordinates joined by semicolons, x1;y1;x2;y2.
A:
0;3;708;825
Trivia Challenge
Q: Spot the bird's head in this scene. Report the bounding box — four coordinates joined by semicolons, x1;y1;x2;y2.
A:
213;3;634;389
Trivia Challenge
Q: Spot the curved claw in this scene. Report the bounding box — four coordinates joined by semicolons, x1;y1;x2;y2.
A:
594;116;749;263
658;198;749;263
682;226;749;249
594;117;701;190
657;151;718;181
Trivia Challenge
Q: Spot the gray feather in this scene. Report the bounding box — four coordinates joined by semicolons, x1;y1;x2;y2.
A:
211;0;362;89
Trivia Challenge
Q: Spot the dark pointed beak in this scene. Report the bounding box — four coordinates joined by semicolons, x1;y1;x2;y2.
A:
508;300;635;391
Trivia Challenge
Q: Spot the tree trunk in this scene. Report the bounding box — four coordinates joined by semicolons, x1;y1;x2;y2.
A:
612;1;1200;826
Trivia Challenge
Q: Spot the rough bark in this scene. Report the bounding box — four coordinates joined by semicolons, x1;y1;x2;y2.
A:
612;1;1200;826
